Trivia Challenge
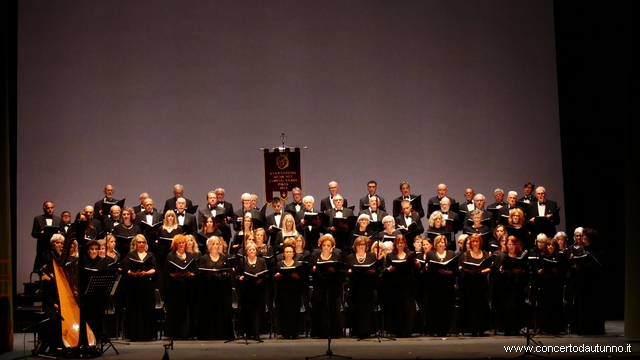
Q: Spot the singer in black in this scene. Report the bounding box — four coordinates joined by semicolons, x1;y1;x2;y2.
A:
164;234;197;339
235;242;268;340
274;242;303;339
383;234;418;337
197;236;234;340
458;233;492;336
123;234;157;341
309;235;344;338
425;235;458;337
345;236;379;338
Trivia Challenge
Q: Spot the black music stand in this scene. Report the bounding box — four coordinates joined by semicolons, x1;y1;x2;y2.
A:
305;263;351;360
14;317;58;360
85;270;120;355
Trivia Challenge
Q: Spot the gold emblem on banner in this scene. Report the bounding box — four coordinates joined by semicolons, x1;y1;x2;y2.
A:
276;154;289;170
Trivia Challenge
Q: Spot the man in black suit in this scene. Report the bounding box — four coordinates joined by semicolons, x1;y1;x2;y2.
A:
103;205;122;233
324;195;355;254
392;181;424;218
265;198;284;246
395;199;424;246
175;197;197;234
428;183;457;208
59;210;72;235
83;205;104;236
135;198;163;245
463;194;494;229
459;188;476;216
527;186;560;238
498;191;522;223
487;188;507;210
320;181;348;213
31;201;62;269
359;180;386;212
135;198;163;226
519;182;535;204
234;193;263;231
438;197;460;233
358;195;388;223
93;184;118;219
163;184;194;214
284;187;303;215
133;192;157;214
296;195;323;252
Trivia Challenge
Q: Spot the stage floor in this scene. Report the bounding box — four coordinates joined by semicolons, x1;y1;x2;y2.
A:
2;321;637;360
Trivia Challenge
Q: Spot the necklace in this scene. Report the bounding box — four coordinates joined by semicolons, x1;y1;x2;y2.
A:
437;251;447;260
356;254;366;263
176;251;186;260
284;260;294;267
320;252;332;261
122;223;133;229
470;250;483;258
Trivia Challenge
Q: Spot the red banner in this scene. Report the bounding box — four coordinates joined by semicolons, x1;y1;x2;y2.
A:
263;148;302;204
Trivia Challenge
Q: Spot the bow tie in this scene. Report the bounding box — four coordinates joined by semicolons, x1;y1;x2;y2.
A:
146;212;153;216
216;202;224;207
335;209;343;212
442;212;448;215
177;213;185;217
274;212;281;216
539;202;546;205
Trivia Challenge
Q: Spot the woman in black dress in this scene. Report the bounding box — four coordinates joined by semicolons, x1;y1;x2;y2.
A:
571;228;605;335
487;225;508;252
274;214;298;251
236;242;268;340
197;236;234;340
274;242;303;339
310;235;344;338
198;215;221;254
156;210;183;299
378;215;401;242
426;234;458;336
346;236;379;338
164;234;197;339
427;211;448;234
463;210;491;236
459;233;492;336
349;215;373;248
112;207;141;256
536;237;565;334
231;215;253;255
383;234;418;337
506;208;531;249
494;235;528;335
123;234;157;341
414;235;431;335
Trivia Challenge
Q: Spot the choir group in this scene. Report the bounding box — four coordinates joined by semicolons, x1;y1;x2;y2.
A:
31;180;604;347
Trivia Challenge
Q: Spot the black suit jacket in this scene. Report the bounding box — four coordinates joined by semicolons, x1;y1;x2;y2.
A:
427;195;457;206
103;217;121;233
324;208;355;250
134;211;164;226
395;213;424;231
527;200;560;237
31;214;62;256
284;202;303;216
357;208;388;223
295;208;323;252
233;208;263;231
176;211;197;234
320;196;349;213
162;197;193;214
359;194;386;212
440;210;460;232
392;194;424;218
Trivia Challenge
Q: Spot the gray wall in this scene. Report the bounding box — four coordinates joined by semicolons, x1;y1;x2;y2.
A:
17;0;563;286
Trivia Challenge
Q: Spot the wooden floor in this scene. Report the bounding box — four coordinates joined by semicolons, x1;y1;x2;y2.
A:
2;321;637;360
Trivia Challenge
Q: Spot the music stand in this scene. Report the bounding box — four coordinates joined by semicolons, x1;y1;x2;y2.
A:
305;262;351;360
14;317;57;360
85;270;120;355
